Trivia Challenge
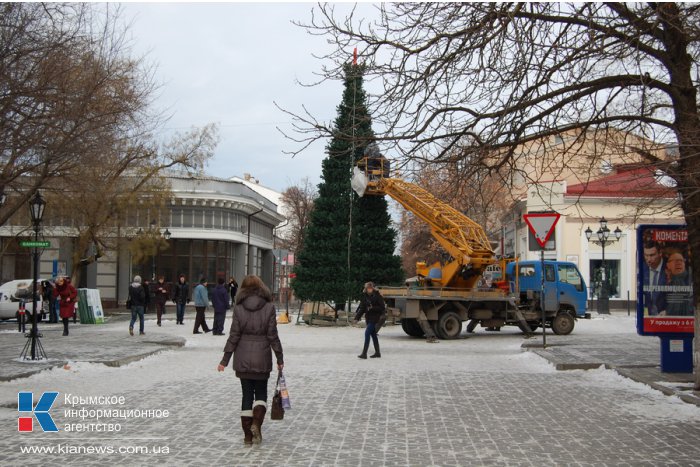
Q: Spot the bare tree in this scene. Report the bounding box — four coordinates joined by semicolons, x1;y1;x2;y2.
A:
45;124;219;284
0;3;159;225
0;3;220;284
399;158;511;275
279;178;316;255
288;3;700;385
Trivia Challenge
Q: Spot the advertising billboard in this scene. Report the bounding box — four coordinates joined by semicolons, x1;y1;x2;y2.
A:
637;225;694;336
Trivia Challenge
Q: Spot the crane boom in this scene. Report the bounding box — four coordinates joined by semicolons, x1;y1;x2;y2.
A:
353;157;496;289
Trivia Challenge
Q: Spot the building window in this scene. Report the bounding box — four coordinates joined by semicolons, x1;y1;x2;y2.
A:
193;209;203;228
183;209;193;228
589;259;620;298
171;208;182;228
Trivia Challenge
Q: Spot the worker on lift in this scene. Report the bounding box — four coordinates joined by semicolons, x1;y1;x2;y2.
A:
358;142;390;180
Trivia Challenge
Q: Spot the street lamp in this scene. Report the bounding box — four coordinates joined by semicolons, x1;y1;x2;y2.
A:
148;222;171;280
152;228;171;280
585;217;622;314
20;191;47;361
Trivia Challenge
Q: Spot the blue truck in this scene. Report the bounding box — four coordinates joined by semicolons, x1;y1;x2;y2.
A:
504;260;590;334
381;260;589;340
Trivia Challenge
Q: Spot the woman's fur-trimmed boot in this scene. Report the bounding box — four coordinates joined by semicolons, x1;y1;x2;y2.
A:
251;401;267;444
241;411;254;446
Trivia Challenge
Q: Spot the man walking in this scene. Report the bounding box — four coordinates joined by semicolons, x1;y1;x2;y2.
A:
193;278;211;334
354;282;386;359
154;276;169;326
211;277;229;335
128;275;147;336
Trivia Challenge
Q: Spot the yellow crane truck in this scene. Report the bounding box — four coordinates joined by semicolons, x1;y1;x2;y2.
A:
351;151;589;340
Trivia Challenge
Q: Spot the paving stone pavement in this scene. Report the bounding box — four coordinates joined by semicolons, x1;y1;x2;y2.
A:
0;316;185;382
522;329;659;370
521;312;700;406
0;315;699;466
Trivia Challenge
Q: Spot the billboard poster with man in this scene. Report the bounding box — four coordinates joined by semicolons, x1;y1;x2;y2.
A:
637;225;694;335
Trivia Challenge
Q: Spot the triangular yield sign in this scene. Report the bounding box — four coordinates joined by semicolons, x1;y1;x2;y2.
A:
523;212;561;249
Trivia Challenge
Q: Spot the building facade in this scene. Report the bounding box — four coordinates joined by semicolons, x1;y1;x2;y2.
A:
0;173;285;307
501;165;682;307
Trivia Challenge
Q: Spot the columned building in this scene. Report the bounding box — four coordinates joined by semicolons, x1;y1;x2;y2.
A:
0;173;285;307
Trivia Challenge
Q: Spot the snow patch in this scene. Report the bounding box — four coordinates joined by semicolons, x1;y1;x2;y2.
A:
578;366;700;421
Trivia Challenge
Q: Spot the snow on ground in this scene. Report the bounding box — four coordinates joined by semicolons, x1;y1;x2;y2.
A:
0;311;685;413
2;311;700;466
0;316;562;408
577;311;640;334
574;366;700;421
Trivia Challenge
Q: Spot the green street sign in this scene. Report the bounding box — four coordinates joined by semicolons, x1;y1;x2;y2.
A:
19;241;50;248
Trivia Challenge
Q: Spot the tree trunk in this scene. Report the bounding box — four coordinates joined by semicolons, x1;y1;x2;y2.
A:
656;2;700;389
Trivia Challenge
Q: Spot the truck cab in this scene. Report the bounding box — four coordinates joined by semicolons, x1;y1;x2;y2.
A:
506;261;589;318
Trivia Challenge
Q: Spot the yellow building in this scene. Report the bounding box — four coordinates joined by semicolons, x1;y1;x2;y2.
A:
501;164;682;308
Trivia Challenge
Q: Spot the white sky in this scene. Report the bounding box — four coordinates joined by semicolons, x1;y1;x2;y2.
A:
122;2;358;192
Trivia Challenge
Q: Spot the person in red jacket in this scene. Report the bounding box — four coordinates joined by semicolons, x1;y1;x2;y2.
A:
53;276;77;336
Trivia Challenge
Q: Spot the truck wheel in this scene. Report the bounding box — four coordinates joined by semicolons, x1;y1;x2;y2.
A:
401;319;424;338
435;311;463;340
466;319;479;333
551;313;575;335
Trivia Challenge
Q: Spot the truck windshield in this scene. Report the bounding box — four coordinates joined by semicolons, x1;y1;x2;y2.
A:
557;264;583;292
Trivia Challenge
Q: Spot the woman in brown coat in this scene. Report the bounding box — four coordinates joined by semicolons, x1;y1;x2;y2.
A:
217;275;283;446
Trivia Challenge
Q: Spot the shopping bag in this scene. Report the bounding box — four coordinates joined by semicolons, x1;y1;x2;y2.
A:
278;371;291;409
270;373;285;420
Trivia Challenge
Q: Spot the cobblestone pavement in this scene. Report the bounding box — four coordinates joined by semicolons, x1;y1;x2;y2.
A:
522;314;659;370
521;312;700;406
1;314;699;466
0;315;185;381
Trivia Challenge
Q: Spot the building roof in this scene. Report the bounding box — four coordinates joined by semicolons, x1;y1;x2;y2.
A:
566;165;677;199
230;176;284;215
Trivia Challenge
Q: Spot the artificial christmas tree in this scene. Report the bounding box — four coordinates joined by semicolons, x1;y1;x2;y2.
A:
292;62;403;305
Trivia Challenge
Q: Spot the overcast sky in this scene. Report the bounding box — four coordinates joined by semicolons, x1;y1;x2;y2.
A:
122;2;361;192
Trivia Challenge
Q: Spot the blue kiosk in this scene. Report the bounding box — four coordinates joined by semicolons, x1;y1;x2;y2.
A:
636;225;694;373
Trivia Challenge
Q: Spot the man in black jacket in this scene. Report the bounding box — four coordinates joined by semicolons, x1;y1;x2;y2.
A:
128;276;147;336
354;282;386;359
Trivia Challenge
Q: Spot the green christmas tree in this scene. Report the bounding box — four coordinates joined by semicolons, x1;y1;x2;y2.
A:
292;63;404;304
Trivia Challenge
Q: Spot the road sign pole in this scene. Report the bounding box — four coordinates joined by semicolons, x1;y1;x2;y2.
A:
541;247;546;348
523;211;560;349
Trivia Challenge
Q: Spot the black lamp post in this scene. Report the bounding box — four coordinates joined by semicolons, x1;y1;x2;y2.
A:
148;222;171;280
20;191;47;361
153;228;171;279
585;217;622;314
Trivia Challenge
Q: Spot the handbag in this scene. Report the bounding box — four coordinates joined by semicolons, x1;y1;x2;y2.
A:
376;309;388;332
126;298;132;309
270;372;284;420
